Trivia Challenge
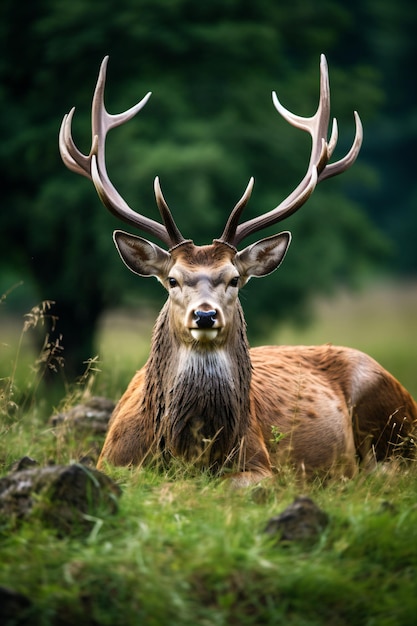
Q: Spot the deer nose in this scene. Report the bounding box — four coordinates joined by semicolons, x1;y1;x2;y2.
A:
194;309;217;329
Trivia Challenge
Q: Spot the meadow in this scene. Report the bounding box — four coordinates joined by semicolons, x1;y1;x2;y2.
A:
0;281;417;625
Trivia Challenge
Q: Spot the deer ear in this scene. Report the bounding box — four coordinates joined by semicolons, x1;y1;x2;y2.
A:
113;230;171;278
235;232;291;278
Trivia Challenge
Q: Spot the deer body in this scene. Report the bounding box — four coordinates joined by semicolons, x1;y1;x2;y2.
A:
60;56;417;485
96;245;416;483
99;342;363;480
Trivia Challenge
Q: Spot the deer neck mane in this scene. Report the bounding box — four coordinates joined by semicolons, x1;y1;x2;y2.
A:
143;300;252;468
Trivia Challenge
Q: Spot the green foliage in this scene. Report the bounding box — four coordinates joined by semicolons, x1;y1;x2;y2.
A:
2;456;417;624
270;425;287;445
1;0;416;376
1;286;417;625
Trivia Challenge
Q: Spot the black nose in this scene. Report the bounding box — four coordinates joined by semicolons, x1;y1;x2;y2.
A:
194;310;217;329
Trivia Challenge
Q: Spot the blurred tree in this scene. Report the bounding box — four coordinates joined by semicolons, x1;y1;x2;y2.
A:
1;0;412;379
359;0;417;273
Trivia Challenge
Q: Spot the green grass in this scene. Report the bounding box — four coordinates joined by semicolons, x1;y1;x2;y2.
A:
1;281;417;625
1;462;417;625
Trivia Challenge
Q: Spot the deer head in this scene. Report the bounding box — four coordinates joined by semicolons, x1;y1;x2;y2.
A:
59;55;362;351
112;231;290;349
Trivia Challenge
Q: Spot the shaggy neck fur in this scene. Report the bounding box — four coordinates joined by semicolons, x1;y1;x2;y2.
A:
142;300;252;470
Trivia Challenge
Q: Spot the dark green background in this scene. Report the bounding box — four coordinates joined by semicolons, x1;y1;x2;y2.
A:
1;0;416;375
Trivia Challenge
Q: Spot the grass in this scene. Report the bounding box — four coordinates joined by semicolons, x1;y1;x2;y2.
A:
1;462;417;625
1;280;417;625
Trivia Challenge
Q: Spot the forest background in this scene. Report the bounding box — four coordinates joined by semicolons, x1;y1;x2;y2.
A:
0;0;416;380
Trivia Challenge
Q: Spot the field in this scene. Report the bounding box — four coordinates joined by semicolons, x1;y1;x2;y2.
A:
1;281;417;625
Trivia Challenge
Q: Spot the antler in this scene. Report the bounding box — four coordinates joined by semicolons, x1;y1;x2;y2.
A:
59;56;187;248
219;54;363;248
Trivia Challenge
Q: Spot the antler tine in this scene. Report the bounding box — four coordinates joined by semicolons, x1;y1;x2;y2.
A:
91;56;151;163
272;54;331;172
217;178;254;247
59;56;182;248
154;177;188;247
223;54;362;248
326;118;339;160
318;111;363;182
59;108;92;178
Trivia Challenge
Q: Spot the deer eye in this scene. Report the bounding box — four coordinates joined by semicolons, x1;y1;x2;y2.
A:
229;277;239;288
168;277;178;288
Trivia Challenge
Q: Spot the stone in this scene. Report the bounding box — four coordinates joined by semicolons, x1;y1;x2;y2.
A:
0;463;121;535
264;495;329;543
49;396;115;436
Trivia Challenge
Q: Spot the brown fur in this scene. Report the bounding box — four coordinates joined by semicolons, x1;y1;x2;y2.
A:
99;299;255;474
97;247;417;485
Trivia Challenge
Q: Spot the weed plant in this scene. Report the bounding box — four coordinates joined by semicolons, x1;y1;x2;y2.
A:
1;290;417;625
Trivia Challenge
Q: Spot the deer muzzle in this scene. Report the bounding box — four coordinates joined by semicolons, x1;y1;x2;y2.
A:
190;309;220;342
194;309;217;328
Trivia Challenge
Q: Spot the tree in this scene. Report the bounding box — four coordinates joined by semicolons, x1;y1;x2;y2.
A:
1;0;407;379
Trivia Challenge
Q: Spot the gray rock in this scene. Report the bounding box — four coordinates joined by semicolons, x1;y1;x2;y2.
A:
10;456;39;472
0;463;121;535
265;495;329;543
49;396;115;436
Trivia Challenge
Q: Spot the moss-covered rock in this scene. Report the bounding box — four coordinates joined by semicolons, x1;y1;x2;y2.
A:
0;462;121;535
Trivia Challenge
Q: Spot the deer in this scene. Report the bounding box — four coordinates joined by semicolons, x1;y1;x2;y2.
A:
59;55;417;486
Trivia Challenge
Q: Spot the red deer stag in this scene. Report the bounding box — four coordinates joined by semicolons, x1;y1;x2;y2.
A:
60;55;417;485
